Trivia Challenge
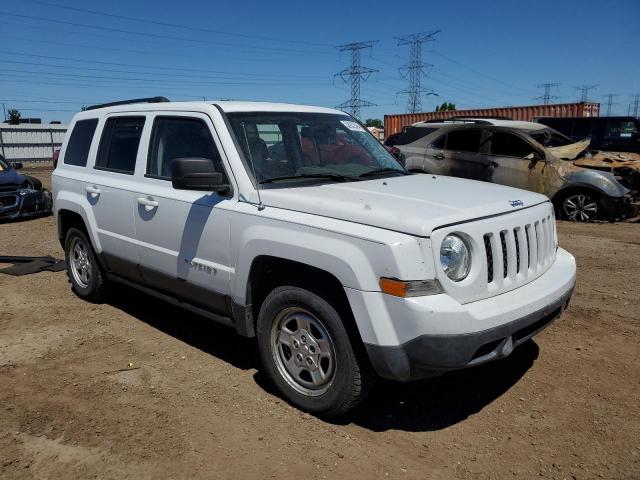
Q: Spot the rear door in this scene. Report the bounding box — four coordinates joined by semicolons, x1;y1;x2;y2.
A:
132;112;235;315
486;129;547;193
88;114;147;281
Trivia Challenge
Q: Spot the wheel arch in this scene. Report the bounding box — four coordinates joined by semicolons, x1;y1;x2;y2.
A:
241;255;368;358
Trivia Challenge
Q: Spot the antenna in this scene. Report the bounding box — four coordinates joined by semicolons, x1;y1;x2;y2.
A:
240;122;265;211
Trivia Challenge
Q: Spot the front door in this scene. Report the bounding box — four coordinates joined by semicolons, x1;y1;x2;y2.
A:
485;130;547;193
132;112;235;315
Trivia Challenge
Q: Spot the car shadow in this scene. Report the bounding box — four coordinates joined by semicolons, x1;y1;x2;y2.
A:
107;283;259;372
342;340;539;432
106;282;539;432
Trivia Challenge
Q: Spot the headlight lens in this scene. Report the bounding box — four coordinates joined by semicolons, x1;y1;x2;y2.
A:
18;188;36;196
440;234;471;282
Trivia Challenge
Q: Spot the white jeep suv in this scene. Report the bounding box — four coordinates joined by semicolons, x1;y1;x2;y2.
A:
53;98;576;416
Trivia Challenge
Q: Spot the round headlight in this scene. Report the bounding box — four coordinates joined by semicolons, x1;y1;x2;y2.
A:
440;234;471;282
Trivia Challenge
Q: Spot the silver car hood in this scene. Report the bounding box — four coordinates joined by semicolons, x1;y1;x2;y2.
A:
258;174;548;237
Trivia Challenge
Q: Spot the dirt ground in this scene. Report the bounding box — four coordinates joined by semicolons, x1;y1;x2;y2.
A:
1;166;639;480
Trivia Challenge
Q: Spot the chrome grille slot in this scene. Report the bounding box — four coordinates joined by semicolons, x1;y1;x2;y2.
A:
499;231;508;278
525;224;531;269
484;234;493;283
513;228;520;273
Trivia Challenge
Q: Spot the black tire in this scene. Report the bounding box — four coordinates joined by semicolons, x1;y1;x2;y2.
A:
256;286;371;417
556;189;601;222
64;227;110;302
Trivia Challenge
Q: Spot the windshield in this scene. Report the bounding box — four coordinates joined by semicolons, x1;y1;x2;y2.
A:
227;112;405;185
529;128;575;148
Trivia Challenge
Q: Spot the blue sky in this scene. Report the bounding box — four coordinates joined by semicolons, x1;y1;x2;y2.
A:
1;0;639;123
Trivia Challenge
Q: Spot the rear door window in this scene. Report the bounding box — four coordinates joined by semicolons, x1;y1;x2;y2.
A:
96;117;145;174
445;129;482;152
490;131;537;157
64;119;98;167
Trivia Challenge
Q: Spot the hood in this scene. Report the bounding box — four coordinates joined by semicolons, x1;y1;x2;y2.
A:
547;139;591;160
572;150;640;172
258;175;548;237
0;167;26;190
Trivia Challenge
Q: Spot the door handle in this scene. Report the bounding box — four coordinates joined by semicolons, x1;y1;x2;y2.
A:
85;185;101;198
137;196;159;211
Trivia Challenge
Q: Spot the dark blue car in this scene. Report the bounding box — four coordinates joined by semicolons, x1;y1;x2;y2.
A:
0;154;52;221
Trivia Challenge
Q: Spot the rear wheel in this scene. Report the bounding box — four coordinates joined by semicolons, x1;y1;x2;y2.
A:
64;227;110;302
256;286;371;417
559;190;600;222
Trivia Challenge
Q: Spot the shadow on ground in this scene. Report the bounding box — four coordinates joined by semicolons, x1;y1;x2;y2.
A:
108;283;260;372
108;283;539;433
344;340;539;432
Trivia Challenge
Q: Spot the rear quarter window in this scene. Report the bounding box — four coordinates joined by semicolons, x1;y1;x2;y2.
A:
63;119;99;167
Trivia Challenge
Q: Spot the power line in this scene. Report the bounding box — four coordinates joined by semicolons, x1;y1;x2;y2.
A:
0;12;335;56
334;41;379;119
395;31;439;113
535;83;560;105
432;50;533;94
575;84;598;102
21;0;333;47
602;93;619;116
0;55;327;81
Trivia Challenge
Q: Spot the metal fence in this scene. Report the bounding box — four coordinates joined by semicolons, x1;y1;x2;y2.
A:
0;124;67;163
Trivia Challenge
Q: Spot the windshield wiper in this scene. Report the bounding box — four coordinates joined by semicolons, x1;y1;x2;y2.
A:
359;167;409;178
259;173;359;184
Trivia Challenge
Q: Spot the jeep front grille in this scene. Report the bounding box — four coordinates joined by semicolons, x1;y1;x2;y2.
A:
483;214;555;285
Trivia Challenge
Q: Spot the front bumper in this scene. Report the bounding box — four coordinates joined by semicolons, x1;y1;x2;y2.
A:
0;189;52;221
357;248;576;381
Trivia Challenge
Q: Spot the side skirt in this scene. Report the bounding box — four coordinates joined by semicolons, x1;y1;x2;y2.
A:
106;272;235;330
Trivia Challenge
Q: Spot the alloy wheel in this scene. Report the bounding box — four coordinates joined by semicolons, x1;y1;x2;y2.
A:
563;193;598;222
270;307;336;396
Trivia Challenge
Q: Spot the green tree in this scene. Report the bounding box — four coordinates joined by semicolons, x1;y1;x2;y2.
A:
364;118;383;128
435;102;456;112
7;108;21;125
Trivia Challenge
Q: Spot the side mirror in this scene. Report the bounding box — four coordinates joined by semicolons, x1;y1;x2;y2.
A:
171;158;230;194
11;162;23;170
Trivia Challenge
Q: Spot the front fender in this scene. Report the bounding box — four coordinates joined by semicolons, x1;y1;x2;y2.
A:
558;169;630;199
232;224;380;304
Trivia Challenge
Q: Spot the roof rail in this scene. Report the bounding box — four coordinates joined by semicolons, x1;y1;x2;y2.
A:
85;96;170;111
421;118;493;125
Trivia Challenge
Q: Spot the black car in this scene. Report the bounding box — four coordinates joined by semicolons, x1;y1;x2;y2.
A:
534;116;640;153
0;154;52;221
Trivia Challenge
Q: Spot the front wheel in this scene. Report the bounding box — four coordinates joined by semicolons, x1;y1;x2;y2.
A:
558;191;600;222
256;286;371;417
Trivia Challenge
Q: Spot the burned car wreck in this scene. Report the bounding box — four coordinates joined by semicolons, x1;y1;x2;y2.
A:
397;119;639;221
0;154;52;221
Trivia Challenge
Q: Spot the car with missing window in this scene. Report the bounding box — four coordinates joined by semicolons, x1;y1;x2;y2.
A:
397;119;639;222
53;98;576;416
0;153;52;221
